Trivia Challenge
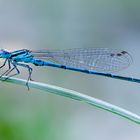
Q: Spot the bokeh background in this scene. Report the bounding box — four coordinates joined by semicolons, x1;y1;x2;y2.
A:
0;0;140;140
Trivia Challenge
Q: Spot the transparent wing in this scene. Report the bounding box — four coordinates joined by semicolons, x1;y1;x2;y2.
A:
31;48;132;72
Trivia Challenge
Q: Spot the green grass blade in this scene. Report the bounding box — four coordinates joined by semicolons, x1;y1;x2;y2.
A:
1;76;140;124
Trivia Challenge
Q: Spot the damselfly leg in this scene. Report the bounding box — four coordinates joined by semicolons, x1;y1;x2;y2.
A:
0;59;11;78
3;61;20;80
15;62;33;90
0;59;33;90
0;59;8;68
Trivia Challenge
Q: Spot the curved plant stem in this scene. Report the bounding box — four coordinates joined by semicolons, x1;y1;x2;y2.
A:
1;76;140;124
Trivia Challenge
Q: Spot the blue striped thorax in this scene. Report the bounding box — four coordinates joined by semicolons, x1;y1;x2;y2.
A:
10;49;33;62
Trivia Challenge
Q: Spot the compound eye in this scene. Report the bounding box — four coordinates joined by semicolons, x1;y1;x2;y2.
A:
0;49;4;53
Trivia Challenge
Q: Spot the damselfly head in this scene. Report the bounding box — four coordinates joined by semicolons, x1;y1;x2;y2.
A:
0;49;10;58
0;49;4;53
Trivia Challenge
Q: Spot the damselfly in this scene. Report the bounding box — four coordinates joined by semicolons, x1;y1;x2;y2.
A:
0;48;139;89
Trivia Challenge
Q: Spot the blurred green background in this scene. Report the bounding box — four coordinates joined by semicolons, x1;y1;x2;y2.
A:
0;0;140;140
